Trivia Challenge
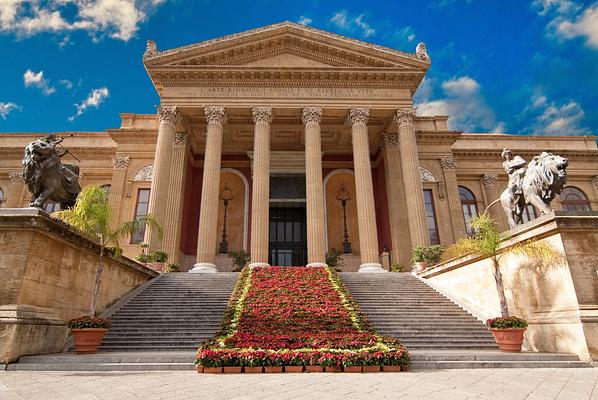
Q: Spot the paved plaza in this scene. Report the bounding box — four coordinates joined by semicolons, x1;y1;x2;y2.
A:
1;368;597;400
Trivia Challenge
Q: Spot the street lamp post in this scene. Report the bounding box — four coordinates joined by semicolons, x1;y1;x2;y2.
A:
219;184;233;254
336;183;352;254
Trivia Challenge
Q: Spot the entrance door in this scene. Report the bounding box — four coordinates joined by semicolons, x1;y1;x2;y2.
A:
269;205;307;266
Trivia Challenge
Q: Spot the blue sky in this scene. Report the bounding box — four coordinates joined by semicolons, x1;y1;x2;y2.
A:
1;0;597;136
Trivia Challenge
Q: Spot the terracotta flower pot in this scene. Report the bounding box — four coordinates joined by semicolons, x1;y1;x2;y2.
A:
383;365;401;372
305;366;324;373
204;367;222;374
325;366;341;372
223;367;242;373
71;328;108;354
362;365;381;372
264;366;283;373
196;366;204;373
415;261;427;272
344;366;362;373
490;328;526;352
145;262;164;272
284;366;303;373
244;366;263;374
401;364;410;372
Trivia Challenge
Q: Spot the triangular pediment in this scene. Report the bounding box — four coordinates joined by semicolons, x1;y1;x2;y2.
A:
144;22;430;70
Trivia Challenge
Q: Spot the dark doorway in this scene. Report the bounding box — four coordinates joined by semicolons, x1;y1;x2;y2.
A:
269;203;307;266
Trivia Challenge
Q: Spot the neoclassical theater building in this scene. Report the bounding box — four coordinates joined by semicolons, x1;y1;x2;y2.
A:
1;22;598;272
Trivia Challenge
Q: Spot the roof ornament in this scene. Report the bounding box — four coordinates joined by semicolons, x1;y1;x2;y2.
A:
416;42;430;62
143;40;158;59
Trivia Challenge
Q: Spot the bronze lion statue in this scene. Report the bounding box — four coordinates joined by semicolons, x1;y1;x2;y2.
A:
500;150;568;228
22;135;81;209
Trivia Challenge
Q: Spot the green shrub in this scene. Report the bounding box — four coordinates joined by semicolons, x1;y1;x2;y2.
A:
68;316;110;329
411;245;444;264
390;263;406;272
228;250;250;272
164;263;180;273
486;316;528;329
151;250;168;263
326;248;345;271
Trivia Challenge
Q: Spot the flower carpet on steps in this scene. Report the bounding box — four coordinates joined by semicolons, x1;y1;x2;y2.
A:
196;266;409;373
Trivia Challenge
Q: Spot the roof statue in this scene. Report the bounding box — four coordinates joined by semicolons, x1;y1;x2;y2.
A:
498;148;569;228
22;133;81;209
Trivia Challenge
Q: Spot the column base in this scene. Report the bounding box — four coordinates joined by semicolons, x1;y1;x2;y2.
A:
306;262;327;268
189;263;217;273
358;263;387;273
248;262;270;269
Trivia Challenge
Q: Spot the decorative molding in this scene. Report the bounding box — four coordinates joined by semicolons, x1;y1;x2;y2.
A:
143;40;158;59
8;172;24;184
133;165;153;182
112;155;130;170
347;108;369;126
394;108;416;128
481;173;498;187
592;175;598;189
204;106;226;125
173;132;190;146
379;133;399;148
440;158;457;170
420;167;437;183
157;105;180;127
416;42;430;62
301;107;323;126
251;106;273;125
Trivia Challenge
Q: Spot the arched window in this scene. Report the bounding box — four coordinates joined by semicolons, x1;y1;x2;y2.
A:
423;189;440;245
459;186;478;236
561;186;591;211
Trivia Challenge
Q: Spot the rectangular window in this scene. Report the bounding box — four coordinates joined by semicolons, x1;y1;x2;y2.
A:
131;188;150;244
423;189;440;245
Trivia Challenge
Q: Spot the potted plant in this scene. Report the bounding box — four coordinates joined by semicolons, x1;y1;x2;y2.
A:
53;185;162;353
164;263;180;273
486;316;528;352
443;213;562;351
411;246;427;272
68;316;110;354
146;250;168;272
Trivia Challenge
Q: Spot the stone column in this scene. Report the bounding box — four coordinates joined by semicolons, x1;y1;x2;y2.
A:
249;107;273;268
395;108;429;248
348;108;385;273
145;105;180;250
380;134;411;266
481;174;509;231
108;155;130;229
592;176;598;207
162;132;189;265
7;173;26;208
302;107;326;267
191;106;226;273
440;158;467;241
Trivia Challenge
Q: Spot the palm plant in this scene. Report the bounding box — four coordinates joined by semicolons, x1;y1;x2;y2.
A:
53;185;162;316
443;213;561;318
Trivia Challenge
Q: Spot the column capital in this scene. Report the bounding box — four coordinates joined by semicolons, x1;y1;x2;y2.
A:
394;108;416;128
112;155;130;170
440;158;457;170
251;106;273;125
347;108;369;126
379;133;399;149
173;132;190;147
481;173;498;187
8;172;24;185
158;105;181;127
301;107;323;126
204;106;226;125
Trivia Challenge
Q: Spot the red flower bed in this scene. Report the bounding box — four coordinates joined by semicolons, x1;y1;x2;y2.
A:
197;266;408;369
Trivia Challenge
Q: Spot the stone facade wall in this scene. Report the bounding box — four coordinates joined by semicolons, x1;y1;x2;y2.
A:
418;212;598;361
0;208;157;363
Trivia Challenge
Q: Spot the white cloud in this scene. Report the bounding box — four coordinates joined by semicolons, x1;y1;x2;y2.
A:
532;0;581;16
23;69;56;95
0;102;20;120
524;93;590;135
59;79;73;89
416;76;505;133
0;0;166;42
69;87;109;121
330;10;375;38
297;15;312;26
555;4;598;49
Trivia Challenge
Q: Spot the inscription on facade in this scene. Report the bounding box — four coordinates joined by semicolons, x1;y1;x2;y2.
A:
178;87;403;100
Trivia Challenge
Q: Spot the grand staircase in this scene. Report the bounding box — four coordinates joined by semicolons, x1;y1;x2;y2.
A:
8;270;590;370
340;272;497;350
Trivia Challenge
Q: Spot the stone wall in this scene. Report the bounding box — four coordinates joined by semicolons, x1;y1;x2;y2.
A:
417;212;598;361
0;208;157;363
